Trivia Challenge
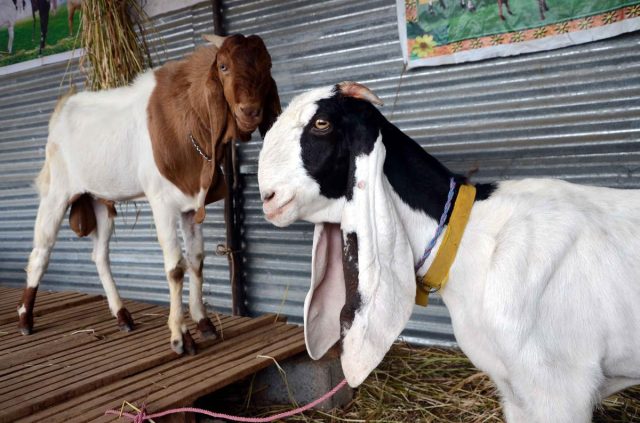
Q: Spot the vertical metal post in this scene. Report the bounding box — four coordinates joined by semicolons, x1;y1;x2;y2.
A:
210;1;248;316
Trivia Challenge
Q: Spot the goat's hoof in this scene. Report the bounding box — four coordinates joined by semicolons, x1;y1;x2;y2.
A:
19;326;33;336
171;331;197;356
18;312;33;336
196;318;219;340
116;307;135;332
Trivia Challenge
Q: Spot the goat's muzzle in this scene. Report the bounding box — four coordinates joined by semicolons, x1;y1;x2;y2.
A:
235;103;263;133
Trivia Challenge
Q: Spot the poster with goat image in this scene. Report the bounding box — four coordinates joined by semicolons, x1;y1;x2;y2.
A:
397;0;640;68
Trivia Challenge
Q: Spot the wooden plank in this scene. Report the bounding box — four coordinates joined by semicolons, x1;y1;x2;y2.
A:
0;291;81;313
0;292;102;325
0;299;131;352
0;287;306;423
0;315;274;422
0;303;165;373
87;326;305;423
77;325;300;423
16;316;295;423
0;306;157;360
58;325;300;423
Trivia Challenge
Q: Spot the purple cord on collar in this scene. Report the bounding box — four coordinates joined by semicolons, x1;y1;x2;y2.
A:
415;177;456;272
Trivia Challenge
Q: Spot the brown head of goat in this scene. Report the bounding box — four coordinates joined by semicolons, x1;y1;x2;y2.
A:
209;34;280;137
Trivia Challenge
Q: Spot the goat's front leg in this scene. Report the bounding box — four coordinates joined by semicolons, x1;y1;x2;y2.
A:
180;211;218;339
150;202;196;355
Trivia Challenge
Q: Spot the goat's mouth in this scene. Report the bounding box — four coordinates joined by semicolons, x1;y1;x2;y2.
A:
235;113;262;133
264;195;296;224
236;119;259;133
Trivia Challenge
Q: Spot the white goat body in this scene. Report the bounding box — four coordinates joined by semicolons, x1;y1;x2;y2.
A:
257;83;640;422
19;35;280;355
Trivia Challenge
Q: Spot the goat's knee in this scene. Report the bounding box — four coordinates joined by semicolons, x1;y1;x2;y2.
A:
26;245;53;287
166;258;197;355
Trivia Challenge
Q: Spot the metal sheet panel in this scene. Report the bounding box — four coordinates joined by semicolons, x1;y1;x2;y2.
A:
225;0;640;345
0;2;235;315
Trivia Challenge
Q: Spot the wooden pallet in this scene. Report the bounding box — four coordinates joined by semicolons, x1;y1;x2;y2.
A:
0;286;306;423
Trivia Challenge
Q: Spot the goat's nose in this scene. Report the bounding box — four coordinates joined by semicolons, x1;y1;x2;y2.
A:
262;191;275;202
241;105;261;119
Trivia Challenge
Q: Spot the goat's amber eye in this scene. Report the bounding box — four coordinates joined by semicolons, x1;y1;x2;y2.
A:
314;119;330;130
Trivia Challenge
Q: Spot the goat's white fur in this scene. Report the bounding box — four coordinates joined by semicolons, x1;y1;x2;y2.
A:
25;70;210;352
258;86;640;422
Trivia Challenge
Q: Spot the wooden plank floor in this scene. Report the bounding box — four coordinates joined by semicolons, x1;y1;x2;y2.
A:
0;286;306;423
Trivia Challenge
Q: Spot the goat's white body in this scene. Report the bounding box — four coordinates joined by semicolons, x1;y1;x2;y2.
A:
23;70;212;353
396;178;640;422
258;84;640;422
48;71;201;209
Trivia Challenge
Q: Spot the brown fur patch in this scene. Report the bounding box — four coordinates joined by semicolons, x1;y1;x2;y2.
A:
18;286;38;334
197;318;218;339
340;232;361;332
116;307;135;332
205;165;227;205
169;266;185;281
69;194;96;237
147;44;233;198
68;195;117;238
97;198;117;218
147;35;279;208
182;330;197;355
196;258;204;278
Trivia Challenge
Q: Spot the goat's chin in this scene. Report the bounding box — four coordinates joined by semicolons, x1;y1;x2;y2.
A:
235;117;259;134
264;205;298;227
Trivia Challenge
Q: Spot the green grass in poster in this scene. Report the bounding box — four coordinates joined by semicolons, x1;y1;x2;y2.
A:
410;0;637;45
0;6;81;67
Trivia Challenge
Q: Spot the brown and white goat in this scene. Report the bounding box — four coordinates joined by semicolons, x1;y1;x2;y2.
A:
17;34;281;355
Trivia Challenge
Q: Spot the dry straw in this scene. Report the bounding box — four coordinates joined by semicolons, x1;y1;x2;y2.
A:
242;343;640;423
80;0;153;91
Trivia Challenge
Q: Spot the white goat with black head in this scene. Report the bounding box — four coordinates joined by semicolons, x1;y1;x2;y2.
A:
258;82;640;423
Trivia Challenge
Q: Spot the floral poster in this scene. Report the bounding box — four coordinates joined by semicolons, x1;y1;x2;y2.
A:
397;0;640;68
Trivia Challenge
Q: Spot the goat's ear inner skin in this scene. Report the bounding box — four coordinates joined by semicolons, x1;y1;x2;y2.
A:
304;138;416;388
304;223;345;361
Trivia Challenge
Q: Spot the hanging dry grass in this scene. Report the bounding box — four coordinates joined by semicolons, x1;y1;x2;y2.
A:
234;343;640;423
80;0;153;91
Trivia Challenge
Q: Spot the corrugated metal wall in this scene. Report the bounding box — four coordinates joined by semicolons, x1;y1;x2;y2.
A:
0;2;236;315
1;0;639;346
225;0;640;345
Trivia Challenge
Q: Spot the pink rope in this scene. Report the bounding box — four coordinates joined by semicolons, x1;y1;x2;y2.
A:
105;378;348;423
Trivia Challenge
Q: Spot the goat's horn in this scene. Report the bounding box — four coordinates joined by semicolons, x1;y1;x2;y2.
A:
201;34;227;47
337;81;384;106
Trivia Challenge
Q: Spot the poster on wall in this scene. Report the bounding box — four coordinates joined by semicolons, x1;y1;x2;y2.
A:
397;0;640;68
0;0;85;67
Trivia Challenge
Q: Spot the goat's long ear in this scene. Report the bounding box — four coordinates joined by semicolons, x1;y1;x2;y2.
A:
195;65;230;223
304;137;415;387
259;77;281;138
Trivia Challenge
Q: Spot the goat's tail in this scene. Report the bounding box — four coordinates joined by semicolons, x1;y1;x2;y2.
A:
49;85;76;130
34;143;57;198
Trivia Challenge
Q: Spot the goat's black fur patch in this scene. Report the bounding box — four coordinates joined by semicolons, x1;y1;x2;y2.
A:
340;232;361;334
299;90;495;221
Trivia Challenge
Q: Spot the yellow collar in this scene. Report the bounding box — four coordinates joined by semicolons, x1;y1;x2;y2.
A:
416;184;476;306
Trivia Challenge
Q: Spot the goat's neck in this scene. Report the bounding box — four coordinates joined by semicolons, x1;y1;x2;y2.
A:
379;121;462;271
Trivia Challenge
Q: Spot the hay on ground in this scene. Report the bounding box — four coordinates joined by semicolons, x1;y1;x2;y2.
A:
229;343;640;423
